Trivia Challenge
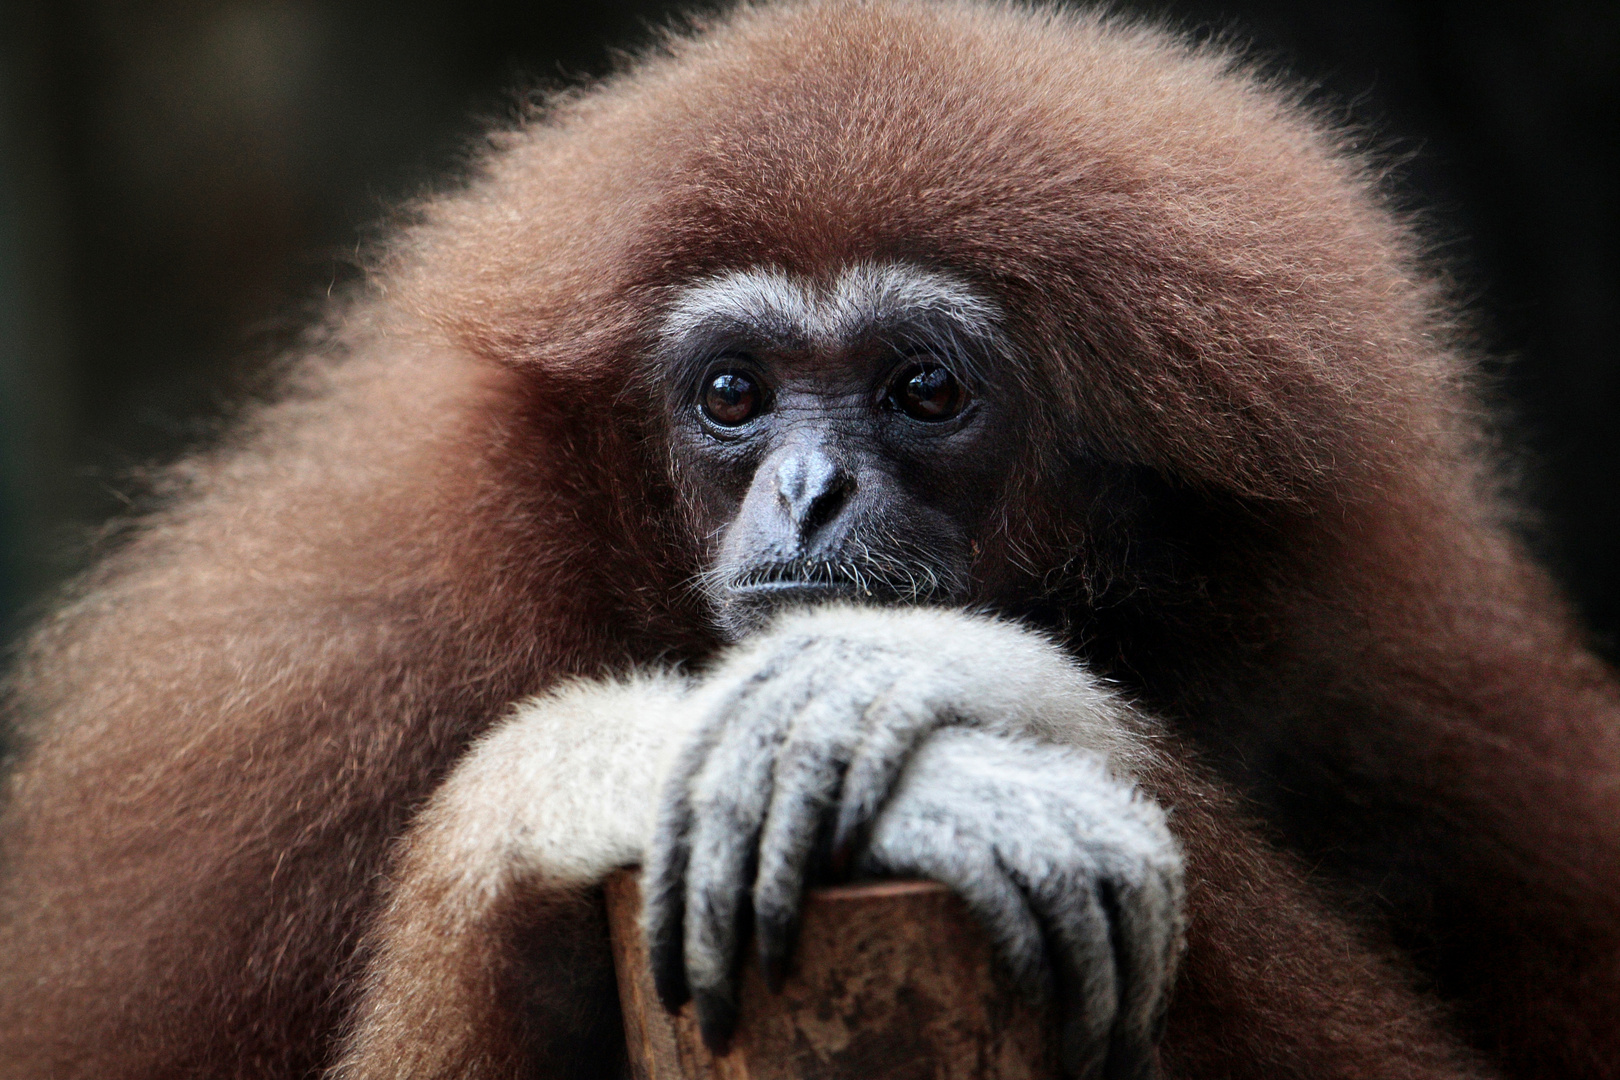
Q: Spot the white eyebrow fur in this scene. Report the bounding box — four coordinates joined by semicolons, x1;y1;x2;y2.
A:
661;262;1003;355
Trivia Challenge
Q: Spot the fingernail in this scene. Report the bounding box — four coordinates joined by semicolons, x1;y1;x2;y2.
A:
696;992;739;1053
762;951;787;993
652;966;691;1012
827;842;850;877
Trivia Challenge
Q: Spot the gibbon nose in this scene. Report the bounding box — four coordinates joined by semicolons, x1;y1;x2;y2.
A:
776;445;852;538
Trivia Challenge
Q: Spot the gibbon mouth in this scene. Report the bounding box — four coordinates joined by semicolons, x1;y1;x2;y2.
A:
728;579;857;605
722;560;880;610
712;571;864;639
723;558;960;609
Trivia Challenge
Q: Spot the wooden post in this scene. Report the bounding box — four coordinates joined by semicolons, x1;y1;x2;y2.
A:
605;870;1057;1080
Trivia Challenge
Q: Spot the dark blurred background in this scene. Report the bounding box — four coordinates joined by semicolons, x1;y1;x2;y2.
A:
0;0;1616;651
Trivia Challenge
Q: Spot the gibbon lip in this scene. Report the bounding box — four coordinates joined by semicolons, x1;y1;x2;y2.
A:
726;558;960;606
729;580;855;603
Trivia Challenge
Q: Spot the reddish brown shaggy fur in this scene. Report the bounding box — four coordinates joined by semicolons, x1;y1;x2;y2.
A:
3;2;1618;1078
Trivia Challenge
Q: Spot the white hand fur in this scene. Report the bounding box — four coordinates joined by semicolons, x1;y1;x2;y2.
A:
640;605;1183;1080
352;605;1182;1080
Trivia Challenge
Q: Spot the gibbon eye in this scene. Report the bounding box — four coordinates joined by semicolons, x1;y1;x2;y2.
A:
889;363;968;422
701;371;762;426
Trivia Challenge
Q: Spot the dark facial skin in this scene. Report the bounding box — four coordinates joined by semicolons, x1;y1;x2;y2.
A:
666;333;1018;638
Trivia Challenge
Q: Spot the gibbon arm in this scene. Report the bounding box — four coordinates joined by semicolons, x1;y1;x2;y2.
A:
332;608;1489;1080
331;674;694;1080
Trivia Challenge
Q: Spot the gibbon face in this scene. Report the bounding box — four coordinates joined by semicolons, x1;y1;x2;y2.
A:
658;264;1032;636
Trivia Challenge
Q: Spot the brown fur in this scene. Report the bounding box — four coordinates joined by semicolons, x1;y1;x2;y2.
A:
3;2;1617;1078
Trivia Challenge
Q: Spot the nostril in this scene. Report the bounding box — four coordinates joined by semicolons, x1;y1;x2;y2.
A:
800;476;851;536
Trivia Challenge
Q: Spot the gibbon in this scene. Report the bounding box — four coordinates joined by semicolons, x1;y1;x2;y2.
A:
3;3;1617;1079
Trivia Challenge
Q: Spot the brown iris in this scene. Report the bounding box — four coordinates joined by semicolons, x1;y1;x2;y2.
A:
701;371;762;426
890;363;967;422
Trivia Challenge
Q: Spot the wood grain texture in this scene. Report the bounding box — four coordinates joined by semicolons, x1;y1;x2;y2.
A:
605;870;1056;1080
